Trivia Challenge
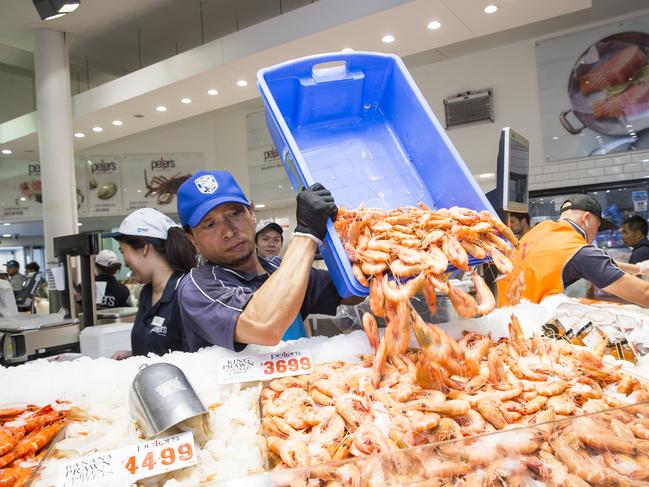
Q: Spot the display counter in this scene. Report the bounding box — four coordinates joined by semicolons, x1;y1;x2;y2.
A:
1;298;648;486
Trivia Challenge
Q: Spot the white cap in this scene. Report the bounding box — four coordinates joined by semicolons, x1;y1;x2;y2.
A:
255;219;283;235
96;249;119;267
104;208;178;240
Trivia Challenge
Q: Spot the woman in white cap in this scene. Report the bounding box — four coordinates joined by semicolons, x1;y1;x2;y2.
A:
95;249;131;308
107;208;197;359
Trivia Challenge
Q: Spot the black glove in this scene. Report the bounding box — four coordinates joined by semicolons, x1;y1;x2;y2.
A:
295;183;338;243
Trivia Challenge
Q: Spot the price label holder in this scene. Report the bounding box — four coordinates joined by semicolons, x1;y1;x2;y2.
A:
57;431;196;486
217;350;313;384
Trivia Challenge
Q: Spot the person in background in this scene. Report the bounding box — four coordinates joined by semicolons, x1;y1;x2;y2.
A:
498;195;649;307
25;261;48;299
509;212;531;239
6;260;27;291
25;262;40;276
620;215;649;264
176;170;356;352
95;249;132;308
0;265;18;318
255;220;284;258
108;208;197;359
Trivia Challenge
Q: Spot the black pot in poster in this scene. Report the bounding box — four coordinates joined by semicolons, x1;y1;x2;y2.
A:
560;31;649;137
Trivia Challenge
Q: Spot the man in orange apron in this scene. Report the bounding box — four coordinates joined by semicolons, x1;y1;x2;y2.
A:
499;195;649;307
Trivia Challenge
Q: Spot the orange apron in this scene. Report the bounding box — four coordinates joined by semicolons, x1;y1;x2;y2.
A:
497;220;587;305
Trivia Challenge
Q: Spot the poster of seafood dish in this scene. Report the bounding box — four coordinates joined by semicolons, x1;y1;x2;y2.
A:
121;153;203;212
85;155;124;215
0;159;43;220
536;14;649;161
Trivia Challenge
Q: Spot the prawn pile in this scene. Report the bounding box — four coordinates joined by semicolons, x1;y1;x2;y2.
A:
335;204;523;388
0;402;73;487
262;315;649;486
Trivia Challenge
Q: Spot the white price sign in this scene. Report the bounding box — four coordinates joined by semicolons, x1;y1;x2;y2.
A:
217;350;313;384
57;431;196;486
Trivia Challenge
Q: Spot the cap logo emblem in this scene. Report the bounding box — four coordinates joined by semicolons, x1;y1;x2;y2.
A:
195;174;218;194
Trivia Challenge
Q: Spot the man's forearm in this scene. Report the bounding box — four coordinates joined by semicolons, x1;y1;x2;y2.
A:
617;261;640;275
235;236;317;344
603;273;649;307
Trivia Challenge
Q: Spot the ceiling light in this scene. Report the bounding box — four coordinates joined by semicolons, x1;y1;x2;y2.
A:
236;80;248;87
207;89;219;96
642;159;649;163
181;98;192;104
342;48;354;53
478;172;495;179
626;124;633;128
1;149;12;155
484;4;498;14
427;21;441;30
381;34;395;44
2;234;11;238
552;136;559;140
112;120;123;126
2;223;10;226
255;204;266;208
74;132;85;138
32;0;80;20
92;126;103;132
19;197;26;201
156;105;167;112
77;222;83;226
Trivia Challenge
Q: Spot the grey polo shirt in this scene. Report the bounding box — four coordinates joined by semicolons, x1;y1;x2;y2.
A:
178;256;342;352
562;219;624;290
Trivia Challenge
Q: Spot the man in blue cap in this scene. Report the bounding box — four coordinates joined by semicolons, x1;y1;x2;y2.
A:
176;170;347;352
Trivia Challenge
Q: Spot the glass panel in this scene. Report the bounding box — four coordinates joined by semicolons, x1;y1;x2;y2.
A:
265;400;649;486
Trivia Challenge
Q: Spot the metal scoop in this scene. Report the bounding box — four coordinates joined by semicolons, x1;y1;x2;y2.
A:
129;362;208;439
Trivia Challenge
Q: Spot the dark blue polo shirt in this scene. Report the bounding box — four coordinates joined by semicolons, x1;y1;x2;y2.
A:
630;238;649;264
178;256;342;352
562;220;624;289
131;271;187;356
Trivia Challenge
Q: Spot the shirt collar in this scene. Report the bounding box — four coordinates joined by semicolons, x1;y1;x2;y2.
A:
634;237;649;250
217;256;278;283
563;218;587;240
159;271;185;303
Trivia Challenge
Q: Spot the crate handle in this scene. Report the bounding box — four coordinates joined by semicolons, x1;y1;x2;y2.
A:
311;60;349;83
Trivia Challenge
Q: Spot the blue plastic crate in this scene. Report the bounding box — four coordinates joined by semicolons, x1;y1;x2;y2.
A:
257;52;497;298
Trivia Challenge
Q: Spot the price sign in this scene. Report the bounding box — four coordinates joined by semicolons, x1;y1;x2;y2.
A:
217;350;313;384
57;431;196;486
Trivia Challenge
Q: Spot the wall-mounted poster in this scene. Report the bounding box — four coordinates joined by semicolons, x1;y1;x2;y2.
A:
121;153;203;212
0;160;43;220
247;110;296;205
75;158;89;217
86;155;123;215
537;15;649;161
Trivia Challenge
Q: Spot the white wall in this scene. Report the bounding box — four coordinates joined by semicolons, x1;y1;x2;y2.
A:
409;39;544;192
0;66;34;124
85;98;263;196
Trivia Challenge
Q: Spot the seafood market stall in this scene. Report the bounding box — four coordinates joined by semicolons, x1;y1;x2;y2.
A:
2;302;649;486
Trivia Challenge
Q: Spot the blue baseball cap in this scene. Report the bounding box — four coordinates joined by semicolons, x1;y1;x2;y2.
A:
177;170;250;228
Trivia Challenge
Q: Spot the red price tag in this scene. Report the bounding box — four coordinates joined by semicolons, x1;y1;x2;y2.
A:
218;350;313;384
57;431;196;486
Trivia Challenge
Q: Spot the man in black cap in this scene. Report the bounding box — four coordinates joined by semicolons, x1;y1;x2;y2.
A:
498;194;649;306
6;260;28;291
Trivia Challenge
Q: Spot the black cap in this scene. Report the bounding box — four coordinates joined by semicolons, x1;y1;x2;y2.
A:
5;260;19;268
560;195;617;231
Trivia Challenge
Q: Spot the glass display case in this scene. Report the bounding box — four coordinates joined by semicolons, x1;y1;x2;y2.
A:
530;178;649;262
264;400;649;486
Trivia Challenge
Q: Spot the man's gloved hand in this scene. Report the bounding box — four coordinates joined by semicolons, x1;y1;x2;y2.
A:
294;183;338;245
638;260;649;276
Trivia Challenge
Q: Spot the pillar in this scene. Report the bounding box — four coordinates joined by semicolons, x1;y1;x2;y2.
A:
33;27;78;266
